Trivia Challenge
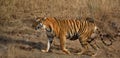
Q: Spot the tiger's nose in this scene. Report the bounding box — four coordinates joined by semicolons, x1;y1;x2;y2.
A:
35;27;39;30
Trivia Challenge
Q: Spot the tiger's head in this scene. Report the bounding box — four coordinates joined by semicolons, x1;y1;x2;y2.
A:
32;17;47;30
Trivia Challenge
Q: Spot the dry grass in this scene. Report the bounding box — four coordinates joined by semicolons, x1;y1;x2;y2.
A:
0;0;120;58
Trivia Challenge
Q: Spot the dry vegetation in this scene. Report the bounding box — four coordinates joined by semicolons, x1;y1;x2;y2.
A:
0;0;120;58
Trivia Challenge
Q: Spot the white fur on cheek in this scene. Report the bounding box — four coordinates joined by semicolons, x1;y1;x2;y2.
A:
41;25;46;30
43;25;46;29
44;17;47;20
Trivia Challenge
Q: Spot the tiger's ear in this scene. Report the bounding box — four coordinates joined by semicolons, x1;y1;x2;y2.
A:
42;17;47;21
35;16;41;22
34;16;38;21
34;16;38;20
34;16;37;19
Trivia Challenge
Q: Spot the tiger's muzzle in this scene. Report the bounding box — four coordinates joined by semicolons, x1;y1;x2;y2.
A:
35;23;43;30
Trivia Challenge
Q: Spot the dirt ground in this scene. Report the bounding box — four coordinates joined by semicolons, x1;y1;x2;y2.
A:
0;0;120;58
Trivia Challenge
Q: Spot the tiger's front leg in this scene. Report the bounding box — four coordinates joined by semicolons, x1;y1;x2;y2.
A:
60;35;71;54
41;37;54;52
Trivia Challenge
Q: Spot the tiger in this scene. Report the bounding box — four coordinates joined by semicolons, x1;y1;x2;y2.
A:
32;17;98;55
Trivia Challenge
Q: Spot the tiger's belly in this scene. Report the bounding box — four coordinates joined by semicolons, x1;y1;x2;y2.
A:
66;33;79;40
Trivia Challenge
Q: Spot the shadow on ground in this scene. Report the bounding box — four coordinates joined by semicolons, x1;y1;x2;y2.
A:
0;35;45;50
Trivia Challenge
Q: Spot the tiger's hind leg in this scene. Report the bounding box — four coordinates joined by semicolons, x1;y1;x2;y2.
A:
78;37;89;54
78;37;94;56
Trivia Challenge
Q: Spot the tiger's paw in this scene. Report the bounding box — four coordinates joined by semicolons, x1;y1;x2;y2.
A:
86;51;95;56
75;51;84;55
41;50;48;53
